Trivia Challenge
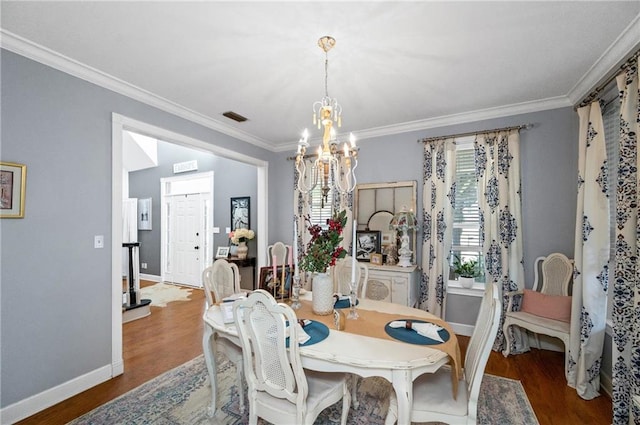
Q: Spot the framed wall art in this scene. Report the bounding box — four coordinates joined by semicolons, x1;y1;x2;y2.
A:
355;230;381;261
138;198;152;230
0;162;26;218
230;196;250;230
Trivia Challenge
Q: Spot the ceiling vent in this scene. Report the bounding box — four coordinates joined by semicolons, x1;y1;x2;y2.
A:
222;111;248;122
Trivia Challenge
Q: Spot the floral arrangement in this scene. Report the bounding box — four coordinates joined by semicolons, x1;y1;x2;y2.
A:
299;209;347;273
230;228;255;245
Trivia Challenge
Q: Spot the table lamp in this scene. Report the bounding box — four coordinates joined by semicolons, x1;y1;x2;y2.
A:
390;206;418;267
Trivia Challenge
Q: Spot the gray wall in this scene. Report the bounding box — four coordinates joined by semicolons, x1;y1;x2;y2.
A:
0;50;275;408
129;141;258;276
1;47;601;412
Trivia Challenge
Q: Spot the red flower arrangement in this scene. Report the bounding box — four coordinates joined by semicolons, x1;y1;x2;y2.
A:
299;209;348;273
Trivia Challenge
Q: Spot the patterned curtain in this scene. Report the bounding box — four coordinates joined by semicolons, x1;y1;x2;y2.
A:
475;130;526;353
420;138;456;317
569;101;609;399
612;54;640;424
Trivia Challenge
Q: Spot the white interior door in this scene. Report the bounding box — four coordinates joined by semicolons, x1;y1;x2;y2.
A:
167;194;202;286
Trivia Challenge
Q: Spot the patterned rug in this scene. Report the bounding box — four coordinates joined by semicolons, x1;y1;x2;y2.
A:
69;353;539;424
139;282;193;307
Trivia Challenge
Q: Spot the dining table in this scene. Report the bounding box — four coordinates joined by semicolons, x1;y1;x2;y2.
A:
202;292;461;425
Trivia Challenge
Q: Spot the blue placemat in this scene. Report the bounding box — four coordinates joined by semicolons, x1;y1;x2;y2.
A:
384;319;450;345
334;298;359;309
286;320;330;347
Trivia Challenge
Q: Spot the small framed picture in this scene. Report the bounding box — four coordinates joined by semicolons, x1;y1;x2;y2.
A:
216;246;230;258
259;266;293;299
0;161;27;218
381;232;394;246
355;230;381;261
370;253;383;265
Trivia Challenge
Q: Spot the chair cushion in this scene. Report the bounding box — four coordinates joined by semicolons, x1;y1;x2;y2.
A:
412;367;468;417
520;289;571;322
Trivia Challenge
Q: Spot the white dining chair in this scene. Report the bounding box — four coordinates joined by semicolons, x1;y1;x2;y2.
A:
334;255;369;297
385;283;501;425
267;241;290;267
234;289;351;425
202;259;245;414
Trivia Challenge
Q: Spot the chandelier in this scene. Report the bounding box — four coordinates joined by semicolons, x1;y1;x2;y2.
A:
295;36;358;205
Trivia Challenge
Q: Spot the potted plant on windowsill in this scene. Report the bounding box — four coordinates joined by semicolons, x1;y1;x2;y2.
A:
453;255;480;289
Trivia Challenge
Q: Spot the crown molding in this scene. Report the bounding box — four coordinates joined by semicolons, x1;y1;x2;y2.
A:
567;13;640;105
274;95;571;152
0;30;276;152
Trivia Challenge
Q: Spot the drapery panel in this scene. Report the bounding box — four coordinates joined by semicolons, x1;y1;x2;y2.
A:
420;138;456;317
474;130;526;353
569;101;609;400
612;54;640;424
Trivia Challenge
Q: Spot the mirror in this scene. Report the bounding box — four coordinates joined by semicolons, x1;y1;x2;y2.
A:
354;181;417;264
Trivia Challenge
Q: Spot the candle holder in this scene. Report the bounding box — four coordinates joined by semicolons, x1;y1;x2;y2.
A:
290;275;302;310
347;279;359;319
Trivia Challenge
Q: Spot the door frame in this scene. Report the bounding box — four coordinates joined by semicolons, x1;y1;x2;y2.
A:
160;172;213;287
111;113;269;376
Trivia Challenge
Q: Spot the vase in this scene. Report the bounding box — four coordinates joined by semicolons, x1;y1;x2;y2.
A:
236;241;248;260
312;272;334;315
459;277;475;289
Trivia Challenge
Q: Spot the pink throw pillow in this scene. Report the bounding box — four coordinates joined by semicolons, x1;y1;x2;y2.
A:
520;289;571;323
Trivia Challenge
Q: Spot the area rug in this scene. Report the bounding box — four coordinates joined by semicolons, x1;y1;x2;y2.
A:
69;353;539;425
139;282;193;307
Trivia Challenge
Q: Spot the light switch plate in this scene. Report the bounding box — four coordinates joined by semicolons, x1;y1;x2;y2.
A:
213;227;220;234
94;235;104;249
225;227;231;234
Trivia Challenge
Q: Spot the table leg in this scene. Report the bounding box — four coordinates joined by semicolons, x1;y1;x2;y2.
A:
202;324;218;417
391;369;412;425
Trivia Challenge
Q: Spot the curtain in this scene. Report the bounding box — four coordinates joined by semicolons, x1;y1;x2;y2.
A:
568;101;609;399
420;138;456;317
474;130;526;353
612;55;640;424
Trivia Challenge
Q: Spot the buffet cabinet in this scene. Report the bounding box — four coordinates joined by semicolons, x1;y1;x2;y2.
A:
365;264;420;307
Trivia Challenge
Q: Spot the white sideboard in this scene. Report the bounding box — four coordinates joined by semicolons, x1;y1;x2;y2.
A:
365;264;420;307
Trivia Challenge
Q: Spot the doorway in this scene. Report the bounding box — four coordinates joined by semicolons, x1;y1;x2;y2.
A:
161;172;214;287
111;113;269;377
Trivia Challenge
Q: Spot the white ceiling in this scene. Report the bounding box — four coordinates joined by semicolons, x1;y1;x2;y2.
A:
2;1;639;152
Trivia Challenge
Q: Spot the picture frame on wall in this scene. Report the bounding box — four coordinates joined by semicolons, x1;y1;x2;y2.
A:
230;196;250;231
258;265;293;299
216;246;230;258
0;161;26;219
355;230;381;261
138;198;152;230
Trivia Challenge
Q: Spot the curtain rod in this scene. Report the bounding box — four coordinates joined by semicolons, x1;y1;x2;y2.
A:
576;47;639;109
418;123;532;144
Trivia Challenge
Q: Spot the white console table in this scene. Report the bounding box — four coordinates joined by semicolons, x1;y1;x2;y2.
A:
365;264;420;307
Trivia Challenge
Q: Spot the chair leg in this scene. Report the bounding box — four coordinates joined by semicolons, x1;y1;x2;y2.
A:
385;391;398;425
235;361;245;414
340;380;352;425
502;322;512;357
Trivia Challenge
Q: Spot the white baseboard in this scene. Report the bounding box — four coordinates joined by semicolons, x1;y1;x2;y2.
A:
0;364;113;425
140;273;161;282
449;322;474;337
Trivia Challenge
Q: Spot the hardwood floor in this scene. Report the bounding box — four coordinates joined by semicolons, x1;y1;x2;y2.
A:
17;281;611;424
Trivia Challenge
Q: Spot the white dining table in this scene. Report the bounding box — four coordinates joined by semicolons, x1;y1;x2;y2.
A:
202;293;456;425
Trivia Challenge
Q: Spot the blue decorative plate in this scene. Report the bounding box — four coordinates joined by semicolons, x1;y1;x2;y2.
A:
286;320;330;347
384;319;450;345
334;298;359;309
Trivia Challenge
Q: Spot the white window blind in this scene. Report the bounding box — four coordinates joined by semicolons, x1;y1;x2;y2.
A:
308;178;334;227
603;95;619;322
451;141;484;281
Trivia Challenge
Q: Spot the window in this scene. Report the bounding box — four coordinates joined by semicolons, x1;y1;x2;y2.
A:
450;137;485;283
307;172;334;227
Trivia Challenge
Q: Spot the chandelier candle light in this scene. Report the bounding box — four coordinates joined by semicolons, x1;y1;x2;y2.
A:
295;36;359;205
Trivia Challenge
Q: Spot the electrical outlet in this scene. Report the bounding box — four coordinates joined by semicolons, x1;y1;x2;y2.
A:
94;235;104;249
141;263;147;269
